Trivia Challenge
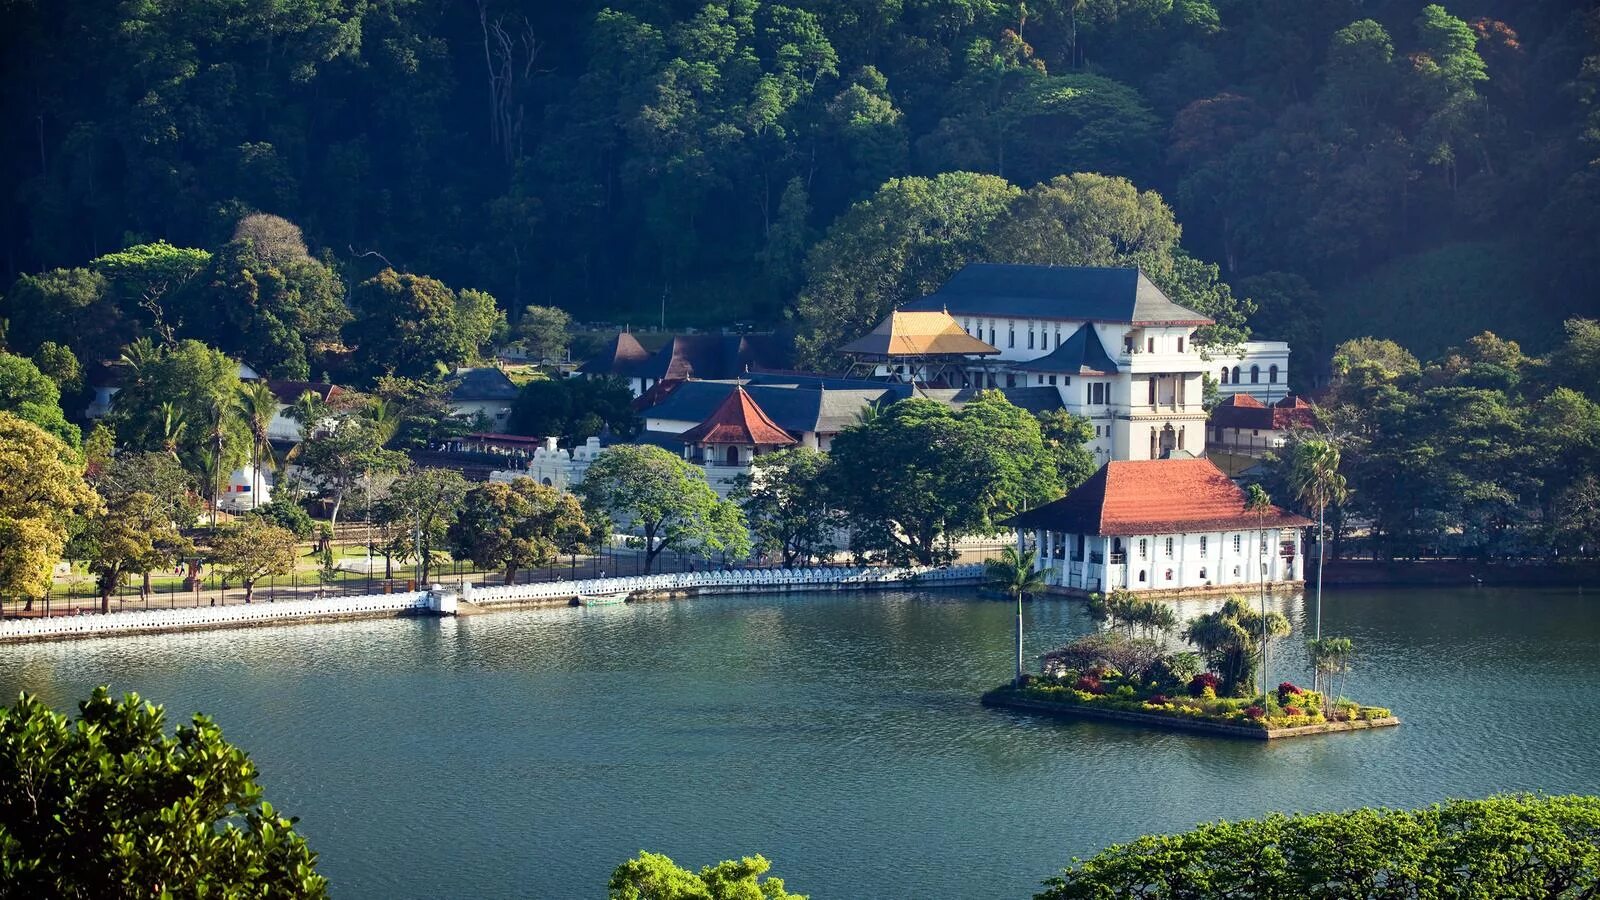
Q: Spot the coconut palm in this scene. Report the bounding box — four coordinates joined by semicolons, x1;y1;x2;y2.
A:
365;397;401;447
158;402;188;459
238;381;279;508
987;546;1045;686
1245;483;1273;694
1307;636;1355;714
1289;440;1349;646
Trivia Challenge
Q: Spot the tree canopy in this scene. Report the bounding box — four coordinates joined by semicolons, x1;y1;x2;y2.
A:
578;445;749;573
0;688;328;897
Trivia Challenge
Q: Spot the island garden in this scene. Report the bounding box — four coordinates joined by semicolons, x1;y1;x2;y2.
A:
981;583;1395;738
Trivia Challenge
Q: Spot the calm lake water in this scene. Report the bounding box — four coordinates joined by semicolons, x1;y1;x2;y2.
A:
4;587;1599;898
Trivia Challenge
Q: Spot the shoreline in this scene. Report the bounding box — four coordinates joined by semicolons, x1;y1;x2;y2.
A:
0;565;985;645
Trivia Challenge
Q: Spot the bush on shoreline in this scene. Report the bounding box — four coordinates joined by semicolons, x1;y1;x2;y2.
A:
1035;794;1600;899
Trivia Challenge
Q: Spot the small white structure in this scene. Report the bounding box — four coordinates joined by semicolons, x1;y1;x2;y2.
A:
219;464;273;512
1008;458;1310;596
1211;341;1293;403
489;436;606;491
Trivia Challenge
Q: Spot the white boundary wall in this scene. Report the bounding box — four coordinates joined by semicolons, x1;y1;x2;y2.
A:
0;566;984;643
0;592;430;643
468;564;984;606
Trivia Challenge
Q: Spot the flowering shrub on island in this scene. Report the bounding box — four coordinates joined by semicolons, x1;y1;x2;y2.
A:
1188;673;1221;697
1003;653;1390;732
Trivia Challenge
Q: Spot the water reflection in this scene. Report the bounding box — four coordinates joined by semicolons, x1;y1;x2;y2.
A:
2;587;1597;899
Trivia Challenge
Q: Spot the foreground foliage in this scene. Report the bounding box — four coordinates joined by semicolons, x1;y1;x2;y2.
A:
610;851;803;900
1036;794;1600;899
0;688;327;898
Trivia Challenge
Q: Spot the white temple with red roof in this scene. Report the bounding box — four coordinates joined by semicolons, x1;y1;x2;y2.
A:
1007;458;1310;596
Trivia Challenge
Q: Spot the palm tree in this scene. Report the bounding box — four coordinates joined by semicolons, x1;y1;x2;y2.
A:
1245;483;1272;695
365;397;401;447
158;402;188;459
238;381;278;509
1289;440;1349;646
1307;637;1355;714
987;546;1045;686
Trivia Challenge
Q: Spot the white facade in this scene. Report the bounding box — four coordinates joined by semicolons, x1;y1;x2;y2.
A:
951;316;1210;461
1026;527;1304;594
489;437;606;491
219;465;273;512
1211;341;1292;403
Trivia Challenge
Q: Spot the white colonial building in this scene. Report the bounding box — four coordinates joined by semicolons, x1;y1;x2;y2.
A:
890;264;1216;462
1008;458;1309;596
1211;340;1293;403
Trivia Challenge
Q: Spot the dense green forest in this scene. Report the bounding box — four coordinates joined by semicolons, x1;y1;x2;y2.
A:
2;0;1596;368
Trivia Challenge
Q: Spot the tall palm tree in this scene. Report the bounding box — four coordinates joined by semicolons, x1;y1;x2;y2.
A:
1289;440;1349;646
202;397;230;529
238;381;279;509
365;397;401;447
158;402;188;459
987;546;1045;686
1245;483;1272;696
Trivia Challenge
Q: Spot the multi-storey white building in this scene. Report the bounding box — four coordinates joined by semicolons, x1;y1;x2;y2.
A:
1211;340;1294;403
893;264;1215;461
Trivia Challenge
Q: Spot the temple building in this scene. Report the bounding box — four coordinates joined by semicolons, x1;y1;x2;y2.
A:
837;309;999;383
1209;393;1316;457
871;263;1217;461
1006;458;1310;597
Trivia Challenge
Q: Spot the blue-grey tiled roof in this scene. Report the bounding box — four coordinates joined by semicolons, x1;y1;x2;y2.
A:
900;264;1211;325
1009;322;1120;374
449;367;520;401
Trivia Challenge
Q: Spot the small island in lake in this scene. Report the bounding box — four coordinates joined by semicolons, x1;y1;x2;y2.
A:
983;595;1398;740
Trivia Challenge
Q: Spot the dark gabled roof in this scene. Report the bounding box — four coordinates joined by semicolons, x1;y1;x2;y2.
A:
900;264;1213;326
577;332;653;377
678;386;797;446
642;334;785;382
265;380;341;404
448;367;519;402
1009;323;1120;374
1006;459;1311;536
642;380;907;435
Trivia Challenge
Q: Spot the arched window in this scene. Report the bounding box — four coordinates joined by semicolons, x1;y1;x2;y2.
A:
726;446;741;466
541;477;552;486
1231;366;1241;382
1250;365;1260;384
1138;569;1147;582
1219;367;1229;384
1269;364;1279;383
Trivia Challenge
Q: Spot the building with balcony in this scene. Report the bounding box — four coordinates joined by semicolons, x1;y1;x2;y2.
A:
1006;458;1310;597
890;263;1216;461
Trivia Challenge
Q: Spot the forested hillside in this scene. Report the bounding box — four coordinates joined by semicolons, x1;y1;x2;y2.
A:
2;0;1596;364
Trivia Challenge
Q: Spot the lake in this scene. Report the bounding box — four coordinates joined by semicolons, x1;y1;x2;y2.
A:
4;586;1598;898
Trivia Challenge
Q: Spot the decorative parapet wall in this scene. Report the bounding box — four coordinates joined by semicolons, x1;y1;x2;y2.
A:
0;566;985;643
0;592;432;644
467;564;984;606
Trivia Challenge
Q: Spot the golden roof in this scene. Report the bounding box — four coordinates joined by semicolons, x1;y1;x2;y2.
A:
838;310;1000;358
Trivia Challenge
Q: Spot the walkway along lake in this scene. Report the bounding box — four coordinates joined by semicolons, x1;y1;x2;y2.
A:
3;587;1598;898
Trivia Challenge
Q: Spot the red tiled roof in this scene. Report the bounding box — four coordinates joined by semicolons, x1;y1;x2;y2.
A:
678;385;797;447
1211;392;1317;431
1008;458;1311;536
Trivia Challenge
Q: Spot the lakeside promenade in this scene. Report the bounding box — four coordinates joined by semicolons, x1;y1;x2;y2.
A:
0;564;986;644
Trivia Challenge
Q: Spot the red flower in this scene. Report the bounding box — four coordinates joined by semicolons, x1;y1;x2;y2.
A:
1188;673;1221;696
1149;694;1169;705
1245;706;1265;719
1284;706;1303;717
1074;675;1103;694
